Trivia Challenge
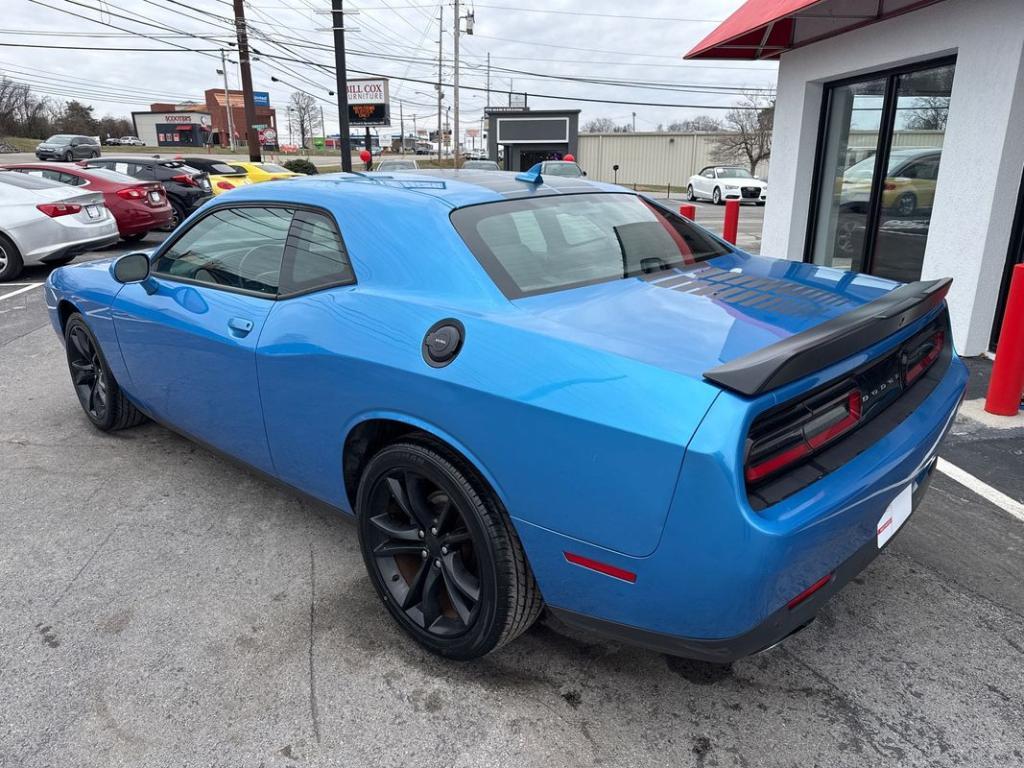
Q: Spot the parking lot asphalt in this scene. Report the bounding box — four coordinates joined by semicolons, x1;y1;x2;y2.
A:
2;245;1023;768
653;197;764;254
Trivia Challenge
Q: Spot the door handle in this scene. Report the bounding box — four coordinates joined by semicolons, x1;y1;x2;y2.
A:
228;317;254;337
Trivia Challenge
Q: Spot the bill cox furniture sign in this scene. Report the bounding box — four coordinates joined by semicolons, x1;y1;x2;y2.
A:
347;78;390;126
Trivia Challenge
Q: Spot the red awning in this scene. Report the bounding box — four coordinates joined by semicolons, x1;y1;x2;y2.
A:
685;0;946;60
175;125;193;131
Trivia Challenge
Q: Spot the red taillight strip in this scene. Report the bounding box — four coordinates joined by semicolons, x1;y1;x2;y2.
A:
563;552;637;583
745;389;862;484
905;331;944;386
786;572;833;609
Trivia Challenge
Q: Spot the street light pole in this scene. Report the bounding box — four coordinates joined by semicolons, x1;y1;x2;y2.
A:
219;49;236;150
437;7;443;164
399;100;404;154
232;0;261;161
331;0;353;172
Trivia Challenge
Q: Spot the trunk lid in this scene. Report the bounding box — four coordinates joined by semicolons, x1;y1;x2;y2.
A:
512;253;901;382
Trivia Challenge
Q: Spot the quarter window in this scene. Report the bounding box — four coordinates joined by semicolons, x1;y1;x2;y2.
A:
280;210;355;294
154;206;293;296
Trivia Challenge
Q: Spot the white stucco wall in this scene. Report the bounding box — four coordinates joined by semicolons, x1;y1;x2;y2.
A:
761;0;1024;355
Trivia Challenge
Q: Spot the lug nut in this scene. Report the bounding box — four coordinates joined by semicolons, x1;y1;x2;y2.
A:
430;527;438;535
421;550;428;559
434;559;441;568
441;546;449;555
418;530;424;539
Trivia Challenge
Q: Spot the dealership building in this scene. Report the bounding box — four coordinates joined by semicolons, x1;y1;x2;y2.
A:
688;0;1024;356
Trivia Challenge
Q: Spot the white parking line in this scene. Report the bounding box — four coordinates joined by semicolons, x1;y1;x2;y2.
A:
937;457;1024;523
0;283;43;301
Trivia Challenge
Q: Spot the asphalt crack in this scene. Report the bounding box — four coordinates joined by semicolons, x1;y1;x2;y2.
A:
308;542;321;745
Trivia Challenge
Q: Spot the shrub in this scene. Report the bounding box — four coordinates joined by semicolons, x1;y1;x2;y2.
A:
282;159;317;175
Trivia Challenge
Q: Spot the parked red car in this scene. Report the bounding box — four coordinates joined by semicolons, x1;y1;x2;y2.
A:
0;162;172;242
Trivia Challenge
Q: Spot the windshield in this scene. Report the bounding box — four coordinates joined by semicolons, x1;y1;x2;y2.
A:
716;167;753;179
378;160;417;170
542;162;582;177
257;163;292;174
451;193;730;298
46;135;73;145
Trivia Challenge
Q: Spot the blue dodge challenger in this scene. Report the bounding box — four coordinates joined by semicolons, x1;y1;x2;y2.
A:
45;168;967;661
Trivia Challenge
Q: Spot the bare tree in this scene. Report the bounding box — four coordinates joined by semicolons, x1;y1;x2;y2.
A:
904;97;949;131
712;92;774;174
666;115;723;132
288;92;320;148
582;117;619;133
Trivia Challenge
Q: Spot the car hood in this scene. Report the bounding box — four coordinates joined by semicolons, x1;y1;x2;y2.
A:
511;252;899;382
721;178;766;188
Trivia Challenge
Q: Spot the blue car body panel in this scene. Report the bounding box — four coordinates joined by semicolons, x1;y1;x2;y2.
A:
44;170;968;652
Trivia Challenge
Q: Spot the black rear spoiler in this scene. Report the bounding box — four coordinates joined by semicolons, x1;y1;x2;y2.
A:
703;278;952;396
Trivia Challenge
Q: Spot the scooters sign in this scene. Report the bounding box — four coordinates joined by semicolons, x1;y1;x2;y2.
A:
347;78;390;127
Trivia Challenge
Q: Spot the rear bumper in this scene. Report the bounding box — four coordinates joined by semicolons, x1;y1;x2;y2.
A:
38;233;120;263
550;460;937;662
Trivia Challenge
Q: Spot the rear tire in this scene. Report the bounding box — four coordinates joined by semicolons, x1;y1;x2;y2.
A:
122;232;147;244
356;439;542;660
163;202;186;231
64;314;147;432
0;234;24;282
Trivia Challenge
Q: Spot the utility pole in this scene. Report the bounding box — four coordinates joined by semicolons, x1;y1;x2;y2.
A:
399;101;404;154
232;0;261;161
486;52;491;108
632;111;636;132
219;49;236;150
453;0;460;167
331;0;352;172
319;104;325;147
437;7;443;164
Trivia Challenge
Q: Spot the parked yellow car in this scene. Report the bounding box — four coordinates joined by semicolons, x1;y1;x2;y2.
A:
839;148;941;215
230;161;305;183
183;158;253;196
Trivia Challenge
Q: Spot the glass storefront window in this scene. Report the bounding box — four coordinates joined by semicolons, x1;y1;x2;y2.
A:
809;60;955;283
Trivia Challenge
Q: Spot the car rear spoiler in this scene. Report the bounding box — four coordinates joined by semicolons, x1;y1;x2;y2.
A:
703;278;952;396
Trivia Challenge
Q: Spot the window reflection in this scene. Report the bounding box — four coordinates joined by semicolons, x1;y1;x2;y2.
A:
811;62;955;283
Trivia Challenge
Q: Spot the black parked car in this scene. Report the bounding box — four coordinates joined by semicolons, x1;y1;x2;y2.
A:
83;156;213;228
36;135;101;162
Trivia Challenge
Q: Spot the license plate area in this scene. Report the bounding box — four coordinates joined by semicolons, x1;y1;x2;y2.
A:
86;205;101;219
148;191;161;204
877;484;913;548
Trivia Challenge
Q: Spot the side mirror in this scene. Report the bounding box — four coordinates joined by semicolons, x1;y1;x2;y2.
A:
581;171;587;177
113;252;151;283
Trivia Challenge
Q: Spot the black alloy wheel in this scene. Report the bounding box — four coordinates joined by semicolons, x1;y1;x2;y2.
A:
357;441;542;659
63;314;147;432
67;322;109;424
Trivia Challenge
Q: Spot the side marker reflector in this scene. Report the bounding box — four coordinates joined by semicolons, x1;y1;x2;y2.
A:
786;572;833;610
563;551;637;583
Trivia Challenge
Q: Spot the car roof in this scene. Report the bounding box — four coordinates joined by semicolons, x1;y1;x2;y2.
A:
218;169;619;209
92;155;192;165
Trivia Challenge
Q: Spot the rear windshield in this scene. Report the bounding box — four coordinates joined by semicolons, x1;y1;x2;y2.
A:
542;162;582;177
207;163;240;175
84;168;141;184
451;193;730;298
257;163;292;174
0;171;63;189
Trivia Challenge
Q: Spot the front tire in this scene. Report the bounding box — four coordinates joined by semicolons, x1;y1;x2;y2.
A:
712;187;722;205
64;314;147;432
356;439;542;660
0;234;24;282
686;185;696;202
63;151;73;163
894;192;917;216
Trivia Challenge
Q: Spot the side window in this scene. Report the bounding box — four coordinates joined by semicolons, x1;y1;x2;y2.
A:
280;210;355;294
61;173;86;186
132;163;155;180
703;169;715;179
153;206;293;296
113;162;131;175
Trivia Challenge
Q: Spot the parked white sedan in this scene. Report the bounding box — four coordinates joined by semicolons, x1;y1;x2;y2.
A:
0;170;119;281
686;166;767;205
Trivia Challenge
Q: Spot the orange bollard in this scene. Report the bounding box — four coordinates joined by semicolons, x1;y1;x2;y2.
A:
723;199;739;244
678;204;696;221
986;263;1024;415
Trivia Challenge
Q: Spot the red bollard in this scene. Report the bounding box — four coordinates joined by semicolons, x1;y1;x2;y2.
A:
986;263;1024;415
723;199;740;244
678;204;696;221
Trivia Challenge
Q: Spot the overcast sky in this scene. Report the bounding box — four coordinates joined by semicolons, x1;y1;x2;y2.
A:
3;0;777;138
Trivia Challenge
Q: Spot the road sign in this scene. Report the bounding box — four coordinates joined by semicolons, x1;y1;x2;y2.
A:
259;128;277;144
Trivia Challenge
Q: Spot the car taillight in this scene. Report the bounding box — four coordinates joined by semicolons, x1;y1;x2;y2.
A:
745;388;863;484
904;330;944;386
117;187;145;199
171;173;197;187
216;180;235;190
36;202;82;217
